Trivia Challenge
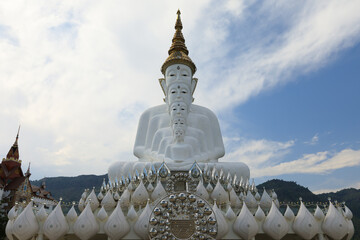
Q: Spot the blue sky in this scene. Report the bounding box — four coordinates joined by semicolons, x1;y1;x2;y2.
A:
0;0;359;193
222;41;360;192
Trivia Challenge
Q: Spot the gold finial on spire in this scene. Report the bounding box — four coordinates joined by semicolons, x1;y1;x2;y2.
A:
168;9;188;56
175;9;182;30
161;10;196;75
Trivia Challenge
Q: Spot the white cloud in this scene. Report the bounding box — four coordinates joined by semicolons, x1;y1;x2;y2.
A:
197;0;360;110
222;137;295;168
305;133;319;145
0;0;360;179
256;148;359;178
223;137;360;178
312;134;319;144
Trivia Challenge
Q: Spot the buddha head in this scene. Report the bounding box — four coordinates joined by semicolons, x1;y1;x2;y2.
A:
159;64;197;106
169;101;189;119
166;82;192;107
171;117;186;143
171;116;186;129
165;64;192;87
173;127;185;143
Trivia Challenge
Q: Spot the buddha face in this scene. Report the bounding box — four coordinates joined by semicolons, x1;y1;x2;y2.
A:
167;83;192;106
165;64;192;87
173;127;185;142
169;101;188;119
171;117;186;129
171;117;186;143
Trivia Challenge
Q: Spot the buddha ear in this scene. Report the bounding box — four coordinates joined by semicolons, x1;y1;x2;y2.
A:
191;78;198;96
159;78;167;96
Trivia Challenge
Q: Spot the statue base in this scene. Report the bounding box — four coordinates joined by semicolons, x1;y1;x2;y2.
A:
108;161;250;184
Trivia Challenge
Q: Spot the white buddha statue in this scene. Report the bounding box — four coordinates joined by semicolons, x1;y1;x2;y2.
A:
108;10;249;183
134;11;225;164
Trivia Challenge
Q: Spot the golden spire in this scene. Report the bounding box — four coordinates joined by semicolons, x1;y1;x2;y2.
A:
161;10;196;75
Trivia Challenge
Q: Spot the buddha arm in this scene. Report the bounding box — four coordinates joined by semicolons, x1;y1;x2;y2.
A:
134;111;150;158
134;105;168;158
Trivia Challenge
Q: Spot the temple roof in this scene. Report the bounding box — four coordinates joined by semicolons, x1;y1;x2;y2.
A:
5;126;21;161
3;175;25;190
0;160;23;180
161;10;196;75
31;181;55;200
1;127;24;189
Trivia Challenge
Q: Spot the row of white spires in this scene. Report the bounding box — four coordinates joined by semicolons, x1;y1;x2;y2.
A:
6;173;354;240
108;162;252;191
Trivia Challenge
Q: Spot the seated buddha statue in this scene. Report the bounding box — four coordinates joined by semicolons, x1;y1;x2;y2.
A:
108;10;250;183
133;11;225;163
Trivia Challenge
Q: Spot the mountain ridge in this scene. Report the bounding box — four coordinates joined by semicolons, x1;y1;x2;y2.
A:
30;175;359;205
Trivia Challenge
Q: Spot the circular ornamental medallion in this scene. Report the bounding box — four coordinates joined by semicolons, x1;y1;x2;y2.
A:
148;192;218;239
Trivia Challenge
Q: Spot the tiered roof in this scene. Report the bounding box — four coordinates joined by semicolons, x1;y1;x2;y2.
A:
0;129;55;201
0;128;24;190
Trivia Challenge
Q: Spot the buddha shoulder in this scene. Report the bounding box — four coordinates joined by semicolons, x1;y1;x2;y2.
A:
138;104;167;120
190;104;218;119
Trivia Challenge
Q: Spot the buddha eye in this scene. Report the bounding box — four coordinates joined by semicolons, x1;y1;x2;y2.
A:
181;90;187;94
182;74;187;76
170;73;175;77
171;90;176;94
